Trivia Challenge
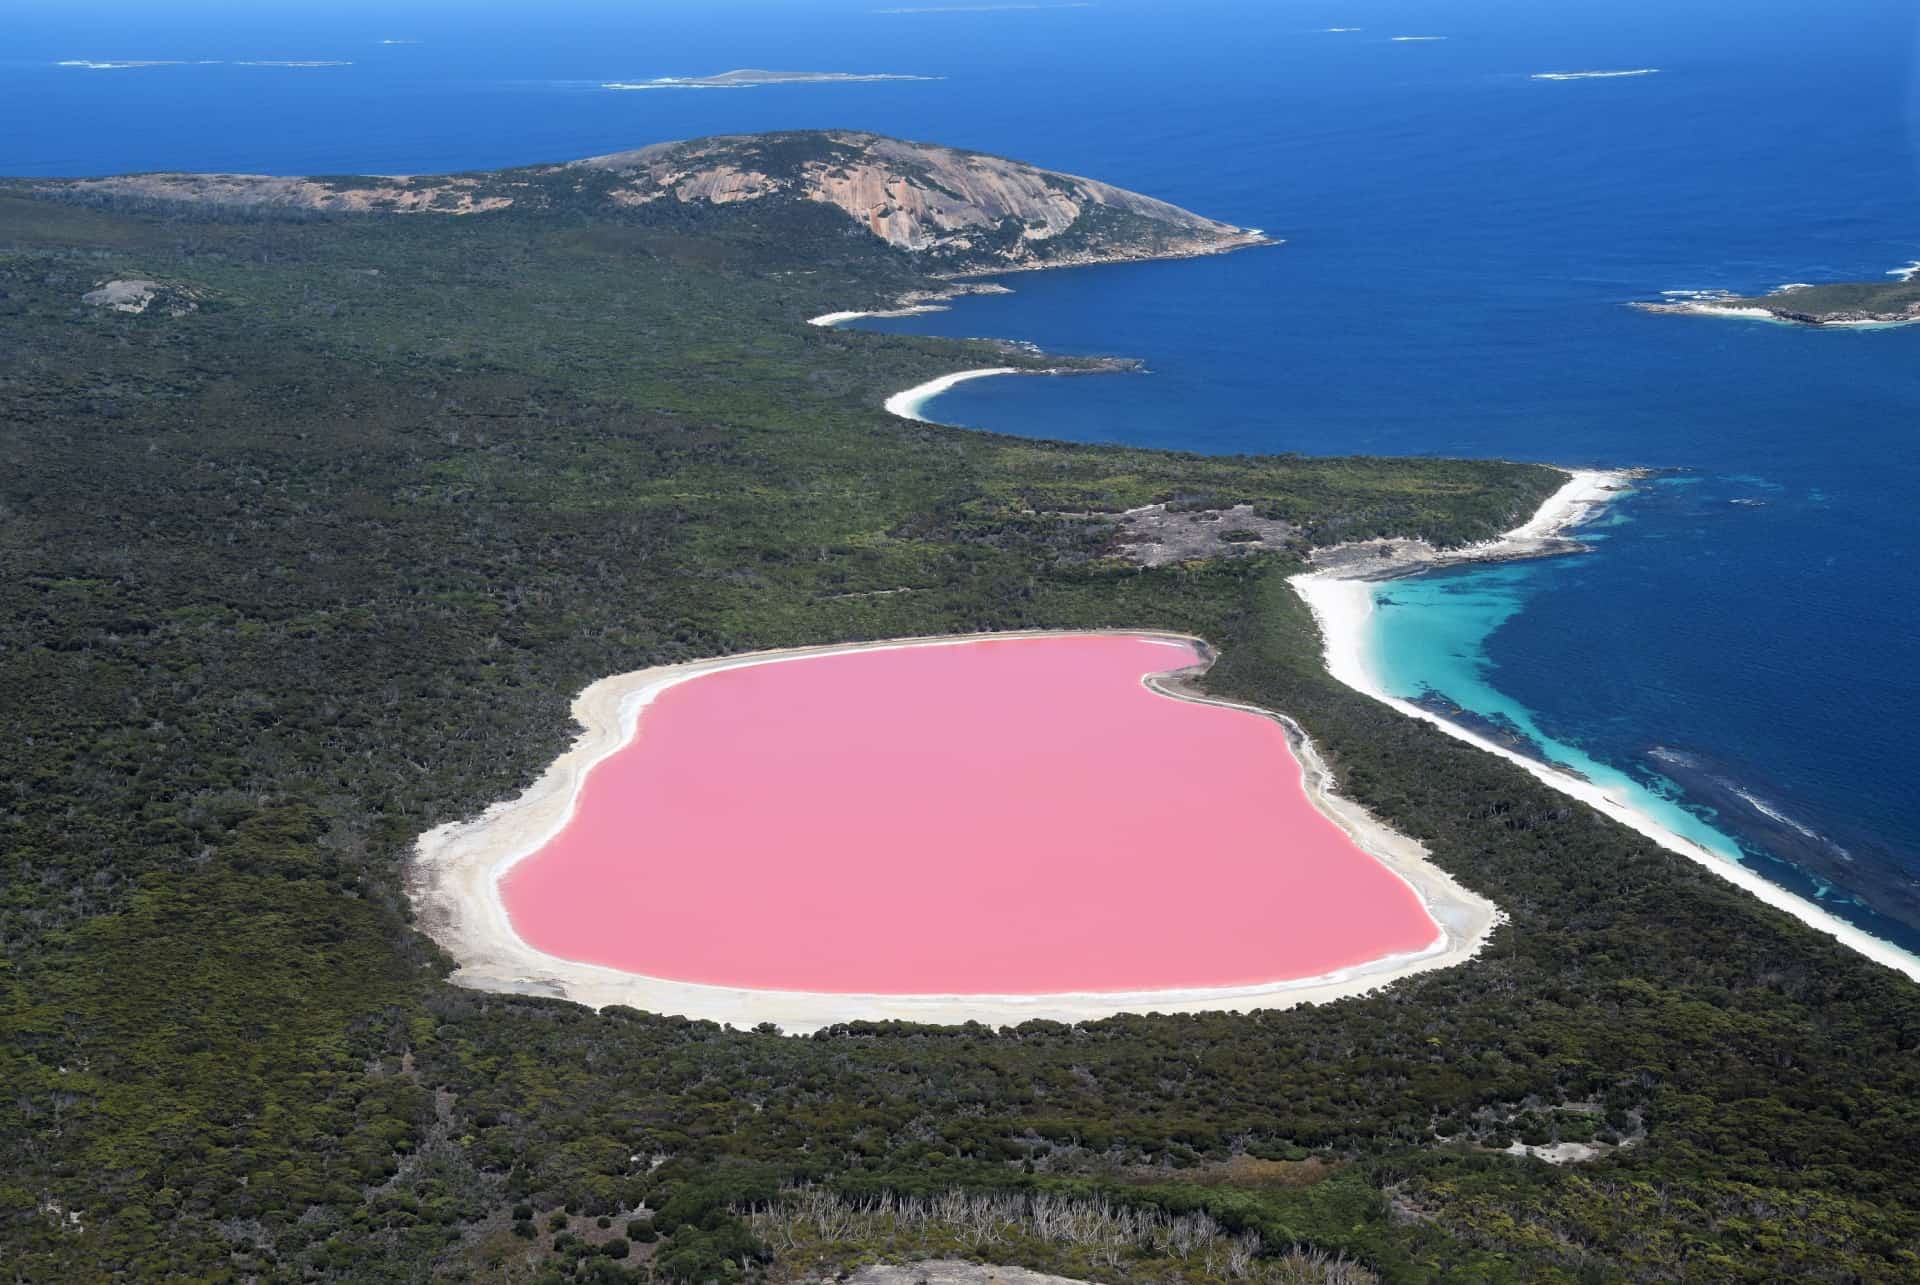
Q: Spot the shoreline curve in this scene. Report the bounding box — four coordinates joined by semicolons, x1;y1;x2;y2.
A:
883;368;1024;422
408;630;1499;1033
1290;470;1920;982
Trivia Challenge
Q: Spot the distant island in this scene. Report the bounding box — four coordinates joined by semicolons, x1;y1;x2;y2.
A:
603;68;939;90
1637;270;1920;327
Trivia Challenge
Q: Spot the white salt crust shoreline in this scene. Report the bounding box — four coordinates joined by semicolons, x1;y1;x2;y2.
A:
1290;470;1920;983
408;630;1499;1034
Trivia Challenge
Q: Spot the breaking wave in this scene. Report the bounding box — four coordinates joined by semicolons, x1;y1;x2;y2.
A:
1532;68;1660;80
1659;288;1737;300
59;58;350;70
58;59;189;69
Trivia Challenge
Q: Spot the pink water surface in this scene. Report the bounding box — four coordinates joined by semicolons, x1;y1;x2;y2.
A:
501;635;1439;995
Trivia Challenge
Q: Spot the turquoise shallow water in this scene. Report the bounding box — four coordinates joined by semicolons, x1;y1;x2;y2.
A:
1362;478;1913;945
1367;550;1748;865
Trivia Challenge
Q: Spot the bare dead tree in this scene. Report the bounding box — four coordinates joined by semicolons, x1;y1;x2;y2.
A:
743;1186;1378;1284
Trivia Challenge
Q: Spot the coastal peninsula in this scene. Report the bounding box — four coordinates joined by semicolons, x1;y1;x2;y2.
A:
42;129;1272;276
1637;272;1920;326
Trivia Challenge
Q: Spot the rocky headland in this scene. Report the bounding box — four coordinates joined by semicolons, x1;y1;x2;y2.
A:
1635;277;1920;327
37;129;1274;277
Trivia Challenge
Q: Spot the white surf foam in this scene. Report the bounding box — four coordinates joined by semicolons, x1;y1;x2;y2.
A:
57;59;189;69
61;58;351;70
1731;787;1832;844
1659;288;1736;300
606;72;935;90
1532;68;1660;80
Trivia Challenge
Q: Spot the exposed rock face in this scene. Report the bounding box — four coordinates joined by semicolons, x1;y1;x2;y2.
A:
1745;299;1920;325
1112;502;1300;566
39;131;1270;273
577;131;1270;269
1636;299;1920;326
81;279;161;313
80;279;202;316
1634;280;1920;327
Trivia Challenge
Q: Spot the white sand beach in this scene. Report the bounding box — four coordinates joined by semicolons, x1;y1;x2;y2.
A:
1290;471;1920;983
408;630;1498;1033
883;368;1022;422
806;304;947;326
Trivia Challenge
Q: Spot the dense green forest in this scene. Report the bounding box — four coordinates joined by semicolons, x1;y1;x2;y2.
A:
4;158;1918;1284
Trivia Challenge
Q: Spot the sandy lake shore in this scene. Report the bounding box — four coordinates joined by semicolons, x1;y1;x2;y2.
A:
408;630;1498;1033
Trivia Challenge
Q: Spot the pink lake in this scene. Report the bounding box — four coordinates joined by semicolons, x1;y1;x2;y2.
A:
500;634;1439;995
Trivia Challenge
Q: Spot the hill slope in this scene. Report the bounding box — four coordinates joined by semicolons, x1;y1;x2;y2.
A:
44;129;1272;274
573;130;1270;270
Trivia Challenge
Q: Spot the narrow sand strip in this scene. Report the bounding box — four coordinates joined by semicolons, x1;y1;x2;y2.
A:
807;304;947;326
884;368;1022;422
408;630;1497;1033
1290;471;1920;982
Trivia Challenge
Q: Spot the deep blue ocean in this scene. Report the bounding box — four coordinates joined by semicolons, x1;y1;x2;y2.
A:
7;0;1917;957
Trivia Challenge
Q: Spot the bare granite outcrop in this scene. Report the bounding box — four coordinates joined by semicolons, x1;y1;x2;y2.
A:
575;131;1274;269
42;131;1272;276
